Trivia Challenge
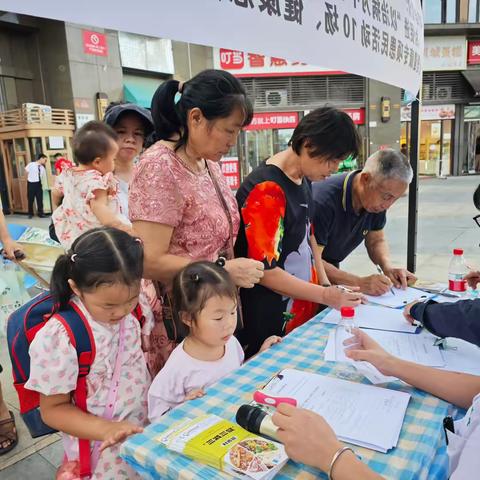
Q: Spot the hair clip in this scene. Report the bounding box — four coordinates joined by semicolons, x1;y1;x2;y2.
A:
70;253;77;263
174;92;182;105
190;273;200;283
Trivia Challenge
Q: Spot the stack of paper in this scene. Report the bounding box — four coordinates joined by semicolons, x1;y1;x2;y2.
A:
156;414;288;479
263;369;410;453
440;338;480;376
364;287;434;308
320;304;417;333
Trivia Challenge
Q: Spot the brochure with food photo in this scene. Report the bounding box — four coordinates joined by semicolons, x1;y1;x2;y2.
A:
156;414;288;479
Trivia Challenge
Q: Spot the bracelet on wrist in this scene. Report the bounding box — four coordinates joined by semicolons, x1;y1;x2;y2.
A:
215;256;226;268
328;446;354;480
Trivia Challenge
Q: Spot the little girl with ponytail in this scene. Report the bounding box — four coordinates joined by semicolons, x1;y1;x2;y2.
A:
148;261;281;422
25;227;153;479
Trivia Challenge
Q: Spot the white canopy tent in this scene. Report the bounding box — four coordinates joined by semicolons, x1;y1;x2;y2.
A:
1;0;424;269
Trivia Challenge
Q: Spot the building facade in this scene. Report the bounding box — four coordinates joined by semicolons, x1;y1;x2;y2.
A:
411;0;480;175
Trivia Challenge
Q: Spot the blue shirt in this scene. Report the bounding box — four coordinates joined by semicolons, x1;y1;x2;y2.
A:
312;171;386;267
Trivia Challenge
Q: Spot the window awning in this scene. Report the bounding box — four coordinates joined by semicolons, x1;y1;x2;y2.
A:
123;75;162;108
462;70;480;97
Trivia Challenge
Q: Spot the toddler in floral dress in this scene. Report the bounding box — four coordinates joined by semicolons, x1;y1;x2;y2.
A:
52;121;132;249
25;228;153;479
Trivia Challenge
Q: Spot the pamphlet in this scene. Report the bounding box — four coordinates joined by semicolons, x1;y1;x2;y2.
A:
156;414;288;479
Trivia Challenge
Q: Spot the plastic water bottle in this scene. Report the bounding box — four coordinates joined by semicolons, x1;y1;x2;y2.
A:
338;306;356;334
448;248;468;293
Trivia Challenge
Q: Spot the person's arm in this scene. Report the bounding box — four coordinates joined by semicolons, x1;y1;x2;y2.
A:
132;220;191;284
318;243;393;296
260;267;363;310
311;236;329;285
365;230;416;289
405;299;480;346
345;329;480;409
272;403;383;479
132;220;263;288
51;188;63;211
40;393;142;451
0;210;22;260
89;189;132;234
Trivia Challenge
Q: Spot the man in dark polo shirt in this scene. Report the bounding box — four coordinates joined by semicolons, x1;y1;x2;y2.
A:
312;149;416;296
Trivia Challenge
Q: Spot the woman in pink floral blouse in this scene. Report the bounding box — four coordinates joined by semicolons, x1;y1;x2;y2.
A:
129;69;264;375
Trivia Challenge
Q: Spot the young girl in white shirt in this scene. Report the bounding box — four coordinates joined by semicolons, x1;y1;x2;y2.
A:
148;261;281;421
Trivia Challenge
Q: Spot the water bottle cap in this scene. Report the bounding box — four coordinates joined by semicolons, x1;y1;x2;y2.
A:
453;248;464;255
340;306;355;318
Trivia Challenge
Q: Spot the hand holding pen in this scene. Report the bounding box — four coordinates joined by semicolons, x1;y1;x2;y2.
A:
375;264;395;296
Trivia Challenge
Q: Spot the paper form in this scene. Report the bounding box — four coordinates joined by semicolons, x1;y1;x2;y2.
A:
320;304;417;333
334;328;445;367
364;287;434;308
263;369;410;452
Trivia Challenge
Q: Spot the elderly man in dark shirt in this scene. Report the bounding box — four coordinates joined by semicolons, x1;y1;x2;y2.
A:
312;149;416;296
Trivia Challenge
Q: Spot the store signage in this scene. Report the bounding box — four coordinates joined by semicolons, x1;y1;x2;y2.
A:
401;104;455;121
214;48;340;77
343;108;365;125
244;112;299;131
423;36;466;71
220;157;240;190
75;113;95;128
5;0;424;93
83;30;108;56
468;40;480;65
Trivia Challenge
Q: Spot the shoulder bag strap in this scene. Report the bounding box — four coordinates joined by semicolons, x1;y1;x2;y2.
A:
205;161;235;259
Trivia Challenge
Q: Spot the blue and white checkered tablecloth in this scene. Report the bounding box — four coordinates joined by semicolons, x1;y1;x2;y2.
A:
121;309;450;480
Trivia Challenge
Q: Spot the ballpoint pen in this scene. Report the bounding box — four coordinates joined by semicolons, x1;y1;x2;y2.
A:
376;264;395;295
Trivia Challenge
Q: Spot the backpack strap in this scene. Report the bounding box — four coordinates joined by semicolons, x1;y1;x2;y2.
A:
132;303;145;328
54;301;96;479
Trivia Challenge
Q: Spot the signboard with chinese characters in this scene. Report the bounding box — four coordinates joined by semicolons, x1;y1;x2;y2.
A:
468;40;480;65
83;30;108;56
401;104;455;122
214;48;338;77
245;112;299;130
344;108;365;125
423;36;466;71
4;0;424;94
220;157;241;190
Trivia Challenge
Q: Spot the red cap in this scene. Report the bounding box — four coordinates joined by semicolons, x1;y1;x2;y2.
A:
340;307;355;318
453;248;464;255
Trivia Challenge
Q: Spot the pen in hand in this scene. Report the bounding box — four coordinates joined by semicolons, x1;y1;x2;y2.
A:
376;264;395;296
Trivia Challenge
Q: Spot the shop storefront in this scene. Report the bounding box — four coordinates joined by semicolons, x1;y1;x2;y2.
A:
401;104;455;176
464;105;480;173
214;48;367;182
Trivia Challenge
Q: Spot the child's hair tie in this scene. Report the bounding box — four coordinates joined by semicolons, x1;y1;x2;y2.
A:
190;273;200;283
134;237;143;245
70;253;77;263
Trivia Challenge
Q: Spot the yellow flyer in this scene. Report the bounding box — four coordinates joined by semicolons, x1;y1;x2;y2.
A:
156;414;288;479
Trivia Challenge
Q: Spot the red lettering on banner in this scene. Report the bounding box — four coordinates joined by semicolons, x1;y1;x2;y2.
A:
219;48;245;69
